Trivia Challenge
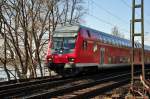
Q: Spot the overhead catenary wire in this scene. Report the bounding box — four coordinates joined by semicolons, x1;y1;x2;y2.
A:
121;0;150;25
121;0;150;37
91;0;129;25
89;0;131;36
122;0;131;7
85;13;129;33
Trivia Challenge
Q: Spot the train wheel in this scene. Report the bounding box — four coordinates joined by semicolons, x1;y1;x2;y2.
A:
62;67;81;77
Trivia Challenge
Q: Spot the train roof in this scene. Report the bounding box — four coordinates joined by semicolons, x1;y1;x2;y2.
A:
53;25;150;51
79;25;150;51
54;25;80;33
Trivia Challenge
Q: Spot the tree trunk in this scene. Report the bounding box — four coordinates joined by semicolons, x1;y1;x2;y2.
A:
3;23;10;81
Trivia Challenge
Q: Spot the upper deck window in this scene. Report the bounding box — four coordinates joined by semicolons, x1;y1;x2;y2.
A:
112;39;115;45
98;34;101;41
102;35;107;43
87;30;91;38
108;37;112;44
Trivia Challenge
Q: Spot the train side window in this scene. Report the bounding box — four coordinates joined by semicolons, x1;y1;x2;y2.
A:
83;40;87;50
93;43;98;52
108;57;112;64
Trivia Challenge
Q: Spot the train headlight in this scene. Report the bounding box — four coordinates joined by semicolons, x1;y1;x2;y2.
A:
48;58;52;62
68;58;75;62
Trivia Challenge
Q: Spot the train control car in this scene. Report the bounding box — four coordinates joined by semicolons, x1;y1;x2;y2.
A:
45;25;150;76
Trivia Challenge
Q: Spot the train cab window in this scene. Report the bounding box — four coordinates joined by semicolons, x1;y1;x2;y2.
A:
138;43;141;48
52;37;76;50
83;40;87;50
134;43;137;48
137;43;139;48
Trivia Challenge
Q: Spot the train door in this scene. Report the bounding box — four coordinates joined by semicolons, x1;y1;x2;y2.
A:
100;48;105;64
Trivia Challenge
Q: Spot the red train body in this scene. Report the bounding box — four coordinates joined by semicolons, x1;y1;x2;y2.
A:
46;25;150;75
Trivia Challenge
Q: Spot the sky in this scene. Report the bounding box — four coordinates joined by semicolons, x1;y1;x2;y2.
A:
81;0;150;45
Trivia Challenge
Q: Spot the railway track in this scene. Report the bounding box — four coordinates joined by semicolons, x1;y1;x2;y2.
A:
0;70;129;99
0;76;58;86
25;72;130;99
1;69;149;99
0;75;62;97
23;69;150;99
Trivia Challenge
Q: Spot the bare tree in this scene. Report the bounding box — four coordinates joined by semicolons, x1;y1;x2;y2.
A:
0;0;85;79
111;26;124;38
0;0;11;81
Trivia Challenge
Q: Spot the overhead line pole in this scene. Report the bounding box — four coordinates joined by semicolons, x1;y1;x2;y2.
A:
141;0;145;81
131;0;145;88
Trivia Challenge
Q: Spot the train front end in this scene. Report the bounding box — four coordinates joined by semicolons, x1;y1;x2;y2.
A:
46;26;79;76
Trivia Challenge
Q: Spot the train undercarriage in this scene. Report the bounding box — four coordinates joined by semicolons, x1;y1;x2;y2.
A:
47;62;99;77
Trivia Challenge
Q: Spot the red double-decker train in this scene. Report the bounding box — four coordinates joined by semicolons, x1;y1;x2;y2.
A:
46;25;150;76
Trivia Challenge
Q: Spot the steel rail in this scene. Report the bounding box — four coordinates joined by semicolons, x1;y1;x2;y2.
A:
25;72;132;99
1;70;129;98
